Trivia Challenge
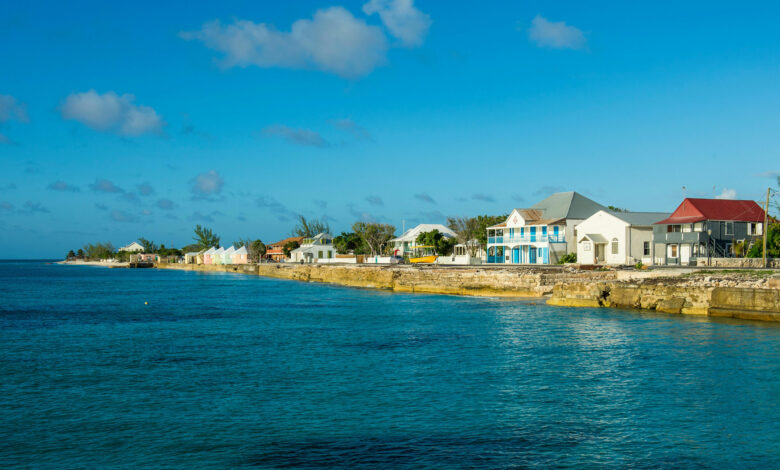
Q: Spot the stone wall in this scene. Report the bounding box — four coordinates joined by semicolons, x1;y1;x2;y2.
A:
696;257;780;268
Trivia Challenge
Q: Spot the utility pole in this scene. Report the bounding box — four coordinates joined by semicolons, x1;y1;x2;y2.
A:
763;187;770;268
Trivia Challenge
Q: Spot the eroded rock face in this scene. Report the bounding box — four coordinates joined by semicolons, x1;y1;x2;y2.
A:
156;263;780;321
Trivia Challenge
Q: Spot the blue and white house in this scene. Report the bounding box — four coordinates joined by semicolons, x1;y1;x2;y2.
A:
486;191;607;264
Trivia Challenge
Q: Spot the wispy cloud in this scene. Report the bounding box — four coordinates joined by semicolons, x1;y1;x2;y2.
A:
60;90;165;136
0;94;29;144
532;185;566;197
261;125;330;148
512;194;525;203
156;198;176;210
755;171;780;178
715;188;737;200
0;202;14;212
0;183;17;191
95;203;108;211
256;196;296;221
414;192;435;204
419;210;445;221
136;183;154;196
23;201;50;214
527;15;586;50
190;170;224;200
329;118;373;141
89;178;124;193
366;195;384;206
47;180;80;192
472;193;495;202
181;7;388;78
314;199;328;210
363;0;431;47
110;209;138;223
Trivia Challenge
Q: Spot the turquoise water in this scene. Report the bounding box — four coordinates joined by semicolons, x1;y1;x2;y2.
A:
1;261;779;468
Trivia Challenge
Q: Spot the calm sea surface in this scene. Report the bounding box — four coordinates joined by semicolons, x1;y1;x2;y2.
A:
1;261;779;468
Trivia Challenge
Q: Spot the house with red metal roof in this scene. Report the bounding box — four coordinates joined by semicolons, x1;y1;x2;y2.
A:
652;198;765;265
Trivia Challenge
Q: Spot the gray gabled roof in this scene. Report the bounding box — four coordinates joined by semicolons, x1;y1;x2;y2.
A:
530;191;608;220
608;211;671;226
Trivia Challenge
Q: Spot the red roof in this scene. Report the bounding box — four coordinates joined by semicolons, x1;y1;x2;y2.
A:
655;198;765;225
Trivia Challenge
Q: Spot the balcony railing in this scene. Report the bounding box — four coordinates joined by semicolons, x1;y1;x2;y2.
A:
487;235;566;244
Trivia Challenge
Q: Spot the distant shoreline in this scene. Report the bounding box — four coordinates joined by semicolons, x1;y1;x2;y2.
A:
57;260;130;268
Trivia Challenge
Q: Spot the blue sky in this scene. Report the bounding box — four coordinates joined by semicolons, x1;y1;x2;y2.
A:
1;1;779;258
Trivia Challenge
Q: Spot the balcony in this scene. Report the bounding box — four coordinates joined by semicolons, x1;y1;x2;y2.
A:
488;235;566;244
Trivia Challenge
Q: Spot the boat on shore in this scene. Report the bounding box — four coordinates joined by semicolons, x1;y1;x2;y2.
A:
410;246;438;264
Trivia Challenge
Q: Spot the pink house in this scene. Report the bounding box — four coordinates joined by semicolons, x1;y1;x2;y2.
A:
232;246;249;264
203;247;216;265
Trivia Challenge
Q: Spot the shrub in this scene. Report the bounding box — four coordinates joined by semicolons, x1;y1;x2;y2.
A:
558;252;577;264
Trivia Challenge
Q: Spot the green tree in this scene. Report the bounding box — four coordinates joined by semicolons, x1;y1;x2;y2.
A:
607;205;629;213
283;240;300;257
472;214;508;251
333;232;368;254
415;230;456;255
76;249;84;258
747;223;780;258
138;237;158;253
193;225;220;249
82;242;115;261
234;238;267;262
66;250;75;260
352;222;395;256
447;216;481;256
292;215;331;238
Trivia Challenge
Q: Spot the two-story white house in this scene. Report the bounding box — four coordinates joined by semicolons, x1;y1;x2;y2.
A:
290;233;336;263
486;192;607;265
390;223;456;257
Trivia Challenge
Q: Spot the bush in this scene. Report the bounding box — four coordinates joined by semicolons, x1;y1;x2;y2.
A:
558;252;576;264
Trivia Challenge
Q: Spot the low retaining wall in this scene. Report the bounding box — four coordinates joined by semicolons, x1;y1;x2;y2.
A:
696;257;780;268
157;263;780;322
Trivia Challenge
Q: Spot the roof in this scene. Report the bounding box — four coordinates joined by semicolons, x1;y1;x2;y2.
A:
390;224;454;243
234;246;248;255
654;198;765;225
204;247;216;255
607;211;671;226
269;236;304;247
223;246;236;255
530;191;608;220
579;233;608;243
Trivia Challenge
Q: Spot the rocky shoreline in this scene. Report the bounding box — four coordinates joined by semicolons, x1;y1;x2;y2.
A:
154;262;780;322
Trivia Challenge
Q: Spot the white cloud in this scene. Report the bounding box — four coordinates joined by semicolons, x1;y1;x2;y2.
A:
527;15;586;50
181;7;388;78
715;188;737;200
60;90;164;136
363;0;430;47
262;125;330;147
190;170;224;199
0;95;28;123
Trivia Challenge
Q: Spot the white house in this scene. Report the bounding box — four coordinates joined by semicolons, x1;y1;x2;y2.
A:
486;192;607;265
119;241;144;253
290;233;336;263
576;211;670;265
390;224;456;257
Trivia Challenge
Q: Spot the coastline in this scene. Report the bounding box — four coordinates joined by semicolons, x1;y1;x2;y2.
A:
58;260;130;268
155;262;780;322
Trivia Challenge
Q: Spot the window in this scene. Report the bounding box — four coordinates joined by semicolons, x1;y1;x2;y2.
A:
670;245;678;257
328;251;333;259
667;225;681;233
725;222;734;236
611;238;619;255
583;241;592;251
643;241;650;256
694;223;704;232
318;251;323;258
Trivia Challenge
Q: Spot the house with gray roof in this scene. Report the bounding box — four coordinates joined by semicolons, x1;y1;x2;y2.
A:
486;191;607;264
576;210;670;265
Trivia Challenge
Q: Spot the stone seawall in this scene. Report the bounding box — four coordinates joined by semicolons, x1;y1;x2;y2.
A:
156;263;780;322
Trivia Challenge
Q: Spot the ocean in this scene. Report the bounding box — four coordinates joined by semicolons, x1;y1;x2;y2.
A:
1;260;779;468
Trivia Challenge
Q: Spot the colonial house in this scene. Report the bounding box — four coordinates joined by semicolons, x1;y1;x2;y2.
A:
212;247;225;265
220;246;236;265
487;191;607;264
390;224;456;257
652;198;765;265
266;236;304;262
232;246;249;264
290;233;336;263
119;241;144;253
203;247;217;265
184;250;203;264
576;210;670;265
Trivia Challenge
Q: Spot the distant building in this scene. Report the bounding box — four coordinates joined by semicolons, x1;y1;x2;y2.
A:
220;246;236;265
184;250;204;264
266;236;304;262
390;224;456;257
290;233;336;263
232;246;249;264
576;210;670;265
652;198;765;265
203;247;217;265
212;247;226;265
487;191;607;264
119;241;144;253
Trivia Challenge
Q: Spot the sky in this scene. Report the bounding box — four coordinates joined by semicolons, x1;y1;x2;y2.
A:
1;0;779;258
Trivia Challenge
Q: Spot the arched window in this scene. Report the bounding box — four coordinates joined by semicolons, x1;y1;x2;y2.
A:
611;238;619;255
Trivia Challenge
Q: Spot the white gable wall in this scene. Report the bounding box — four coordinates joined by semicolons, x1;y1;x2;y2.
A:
575;211;629;265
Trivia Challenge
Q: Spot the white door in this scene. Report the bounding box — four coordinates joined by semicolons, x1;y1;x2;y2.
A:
680;244;691;264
